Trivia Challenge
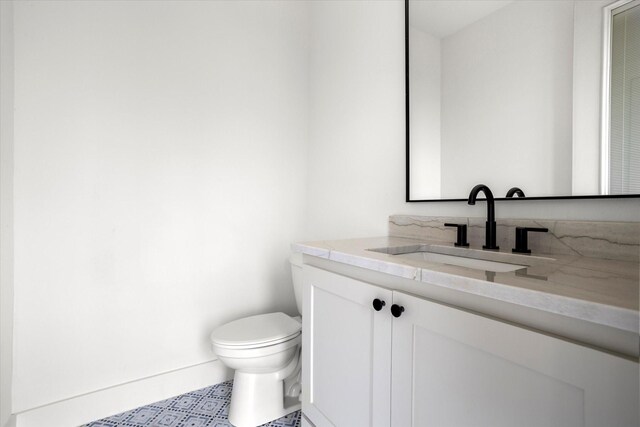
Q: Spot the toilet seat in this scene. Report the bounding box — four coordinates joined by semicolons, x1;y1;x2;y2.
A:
210;312;301;349
212;333;301;360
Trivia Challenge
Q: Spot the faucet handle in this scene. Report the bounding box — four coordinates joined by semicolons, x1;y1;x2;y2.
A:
444;223;470;247
512;227;548;254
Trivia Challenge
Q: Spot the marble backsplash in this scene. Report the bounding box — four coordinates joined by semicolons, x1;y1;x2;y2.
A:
388;215;640;262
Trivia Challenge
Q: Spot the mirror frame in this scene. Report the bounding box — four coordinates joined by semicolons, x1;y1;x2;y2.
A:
405;0;640;203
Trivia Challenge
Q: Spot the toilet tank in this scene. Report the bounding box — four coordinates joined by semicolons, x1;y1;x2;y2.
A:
289;253;304;316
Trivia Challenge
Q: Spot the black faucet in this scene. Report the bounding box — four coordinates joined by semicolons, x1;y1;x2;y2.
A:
506;187;525;198
468;184;499;250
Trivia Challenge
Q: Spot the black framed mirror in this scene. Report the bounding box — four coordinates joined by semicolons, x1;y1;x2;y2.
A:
405;0;640;202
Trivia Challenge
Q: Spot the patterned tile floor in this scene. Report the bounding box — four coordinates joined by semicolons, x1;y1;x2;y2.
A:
84;380;300;427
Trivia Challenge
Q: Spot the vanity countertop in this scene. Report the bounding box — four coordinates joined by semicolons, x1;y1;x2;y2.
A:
292;236;639;335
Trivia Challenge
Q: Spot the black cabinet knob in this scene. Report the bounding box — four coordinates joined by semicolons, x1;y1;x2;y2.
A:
372;299;386;311
391;304;405;318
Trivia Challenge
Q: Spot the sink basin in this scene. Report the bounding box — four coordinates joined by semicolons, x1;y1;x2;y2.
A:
367;244;544;273
394;251;526;272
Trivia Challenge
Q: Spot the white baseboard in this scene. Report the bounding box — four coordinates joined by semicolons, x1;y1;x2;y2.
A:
301;412;315;427
14;359;233;427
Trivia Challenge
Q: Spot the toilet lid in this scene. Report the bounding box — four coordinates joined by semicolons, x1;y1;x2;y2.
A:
210;312;301;348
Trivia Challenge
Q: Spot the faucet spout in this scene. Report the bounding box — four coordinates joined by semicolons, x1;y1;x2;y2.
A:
467;184;499;250
506;187;526;198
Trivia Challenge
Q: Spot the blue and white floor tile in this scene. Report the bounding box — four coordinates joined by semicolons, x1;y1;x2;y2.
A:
84;380;300;427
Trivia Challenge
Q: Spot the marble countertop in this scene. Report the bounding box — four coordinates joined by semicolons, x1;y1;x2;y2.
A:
292;236;639;335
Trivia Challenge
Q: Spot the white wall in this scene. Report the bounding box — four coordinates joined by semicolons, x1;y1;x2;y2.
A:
1;1;15;426
440;1;575;198
306;0;408;240
409;27;441;199
305;0;639;243
10;0;308;413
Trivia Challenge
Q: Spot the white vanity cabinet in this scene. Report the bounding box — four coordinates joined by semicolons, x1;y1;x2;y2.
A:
301;264;393;427
391;292;639;427
302;264;639;427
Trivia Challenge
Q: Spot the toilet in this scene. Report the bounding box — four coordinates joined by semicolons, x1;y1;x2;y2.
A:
210;254;304;427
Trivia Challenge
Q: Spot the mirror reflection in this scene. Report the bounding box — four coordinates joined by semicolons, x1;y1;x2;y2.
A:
407;0;639;200
606;0;640;194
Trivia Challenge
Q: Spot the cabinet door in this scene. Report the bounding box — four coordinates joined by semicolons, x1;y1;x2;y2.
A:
391;291;639;427
302;265;392;427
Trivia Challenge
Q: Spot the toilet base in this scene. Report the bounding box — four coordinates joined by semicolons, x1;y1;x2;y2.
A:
228;348;301;427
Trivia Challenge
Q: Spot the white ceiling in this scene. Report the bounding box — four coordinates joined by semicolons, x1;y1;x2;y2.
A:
409;1;514;39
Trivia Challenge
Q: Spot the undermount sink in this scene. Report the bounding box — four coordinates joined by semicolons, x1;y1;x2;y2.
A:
394;251;526;272
367;244;546;273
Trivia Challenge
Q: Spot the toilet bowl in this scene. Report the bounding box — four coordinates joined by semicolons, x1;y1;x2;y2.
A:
210;255;304;427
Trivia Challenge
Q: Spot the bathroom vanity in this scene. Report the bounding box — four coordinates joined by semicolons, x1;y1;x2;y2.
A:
294;216;639;427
